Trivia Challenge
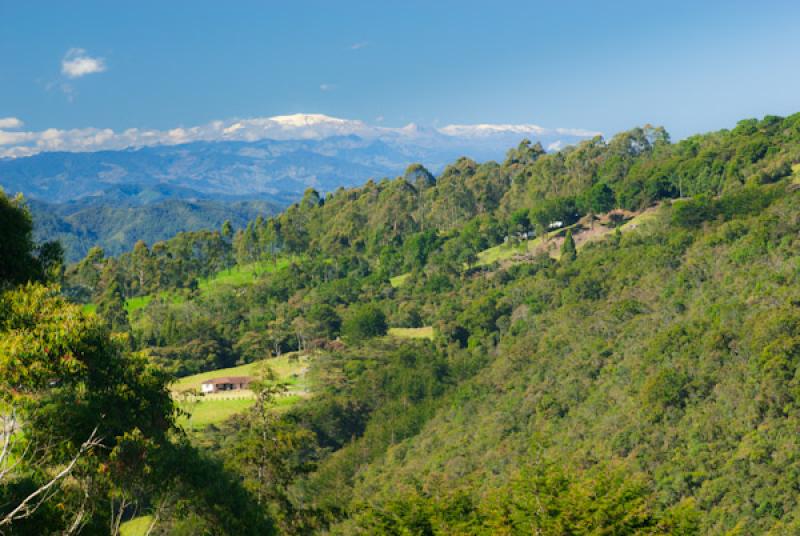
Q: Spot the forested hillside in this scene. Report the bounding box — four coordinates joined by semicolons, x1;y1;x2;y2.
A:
30;195;282;262
5;113;800;533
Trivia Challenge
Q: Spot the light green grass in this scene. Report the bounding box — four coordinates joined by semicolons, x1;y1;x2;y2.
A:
126;295;153;313
177;393;304;429
792;163;800;184
390;272;411;288
179;398;256;428
476;236;544;266
83;256;295;318
170;352;308;393
388;326;434;340
172;353;310;428
198;257;292;293
120;516;153;536
171;361;264;393
476;207;662;267
620;207;660;230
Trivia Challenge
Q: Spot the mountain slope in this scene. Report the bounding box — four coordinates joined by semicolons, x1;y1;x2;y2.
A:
30;196;279;261
337;187;799;534
61;113;800;534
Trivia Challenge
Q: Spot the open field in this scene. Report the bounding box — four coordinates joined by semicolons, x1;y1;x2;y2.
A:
475;204;663;267
197;257;292;293
390;272;411;288
126;295;153;313
83;256;296;315
388;326;435;340
172;352;310;428
179;398;256;428
476;236;544;266
170;352;309;393
120;516;153;536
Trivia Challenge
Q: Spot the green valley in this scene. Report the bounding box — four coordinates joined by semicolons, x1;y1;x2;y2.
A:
6;112;800;534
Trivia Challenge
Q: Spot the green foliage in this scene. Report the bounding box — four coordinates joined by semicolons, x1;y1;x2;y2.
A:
0;190;57;287
0;212;273;533
28;112;800;533
342;304;388;343
560;229;577;262
30;198;279;262
581;181;617;214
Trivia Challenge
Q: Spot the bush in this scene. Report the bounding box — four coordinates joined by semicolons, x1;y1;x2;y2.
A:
342;304;388;342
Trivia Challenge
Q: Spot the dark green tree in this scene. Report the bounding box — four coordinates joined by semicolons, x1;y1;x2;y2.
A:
342;304;388;343
0;190;41;286
561;230;577;262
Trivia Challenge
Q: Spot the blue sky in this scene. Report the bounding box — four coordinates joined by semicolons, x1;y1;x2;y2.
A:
2;0;800;144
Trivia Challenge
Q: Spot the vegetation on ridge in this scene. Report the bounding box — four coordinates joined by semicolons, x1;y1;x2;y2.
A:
5;113;800;533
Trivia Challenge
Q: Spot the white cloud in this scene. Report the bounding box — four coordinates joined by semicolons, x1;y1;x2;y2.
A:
439;123;601;139
61;48;106;78
0;117;23;129
0;113;600;158
350;41;369;50
319;83;335;92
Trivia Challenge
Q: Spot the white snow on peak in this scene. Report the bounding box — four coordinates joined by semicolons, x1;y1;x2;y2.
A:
268;113;359;127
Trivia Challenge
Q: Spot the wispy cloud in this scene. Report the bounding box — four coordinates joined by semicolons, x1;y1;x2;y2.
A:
349;41;369;50
0;113;601;159
0;117;23;129
61;48;106;78
319;83;335;92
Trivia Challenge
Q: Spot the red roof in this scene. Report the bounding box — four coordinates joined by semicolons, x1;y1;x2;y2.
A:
201;376;253;385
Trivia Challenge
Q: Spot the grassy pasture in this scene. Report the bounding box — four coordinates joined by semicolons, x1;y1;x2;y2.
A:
83;256;295;316
390;272;411;288
120;516;153;536
197;257;293;294
172;352;310;429
388;326;435;340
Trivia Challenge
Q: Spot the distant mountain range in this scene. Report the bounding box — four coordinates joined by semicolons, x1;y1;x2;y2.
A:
0;114;600;260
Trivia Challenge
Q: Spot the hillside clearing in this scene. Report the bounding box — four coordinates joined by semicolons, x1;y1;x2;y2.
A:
120;516;153;536
476;204;663;266
388;326;435;340
390;272;411;288
197;257;292;293
172;352;311;428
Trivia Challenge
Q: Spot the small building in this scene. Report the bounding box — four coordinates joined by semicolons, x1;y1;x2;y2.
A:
201;376;253;394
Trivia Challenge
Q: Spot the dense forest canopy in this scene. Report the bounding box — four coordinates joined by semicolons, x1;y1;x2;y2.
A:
4;112;800;533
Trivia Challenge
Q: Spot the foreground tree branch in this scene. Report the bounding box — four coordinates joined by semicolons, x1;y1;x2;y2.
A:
0;427;102;528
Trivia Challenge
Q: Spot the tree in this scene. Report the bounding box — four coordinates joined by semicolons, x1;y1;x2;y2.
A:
0;285;173;532
131;240;152;294
342;304;388;343
582;182;616;228
35;240;64;283
96;276;130;334
404;163;436;190
222;219;233;239
226;367;315;530
307;303;342;340
561;230;577;262
0;190;42;286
